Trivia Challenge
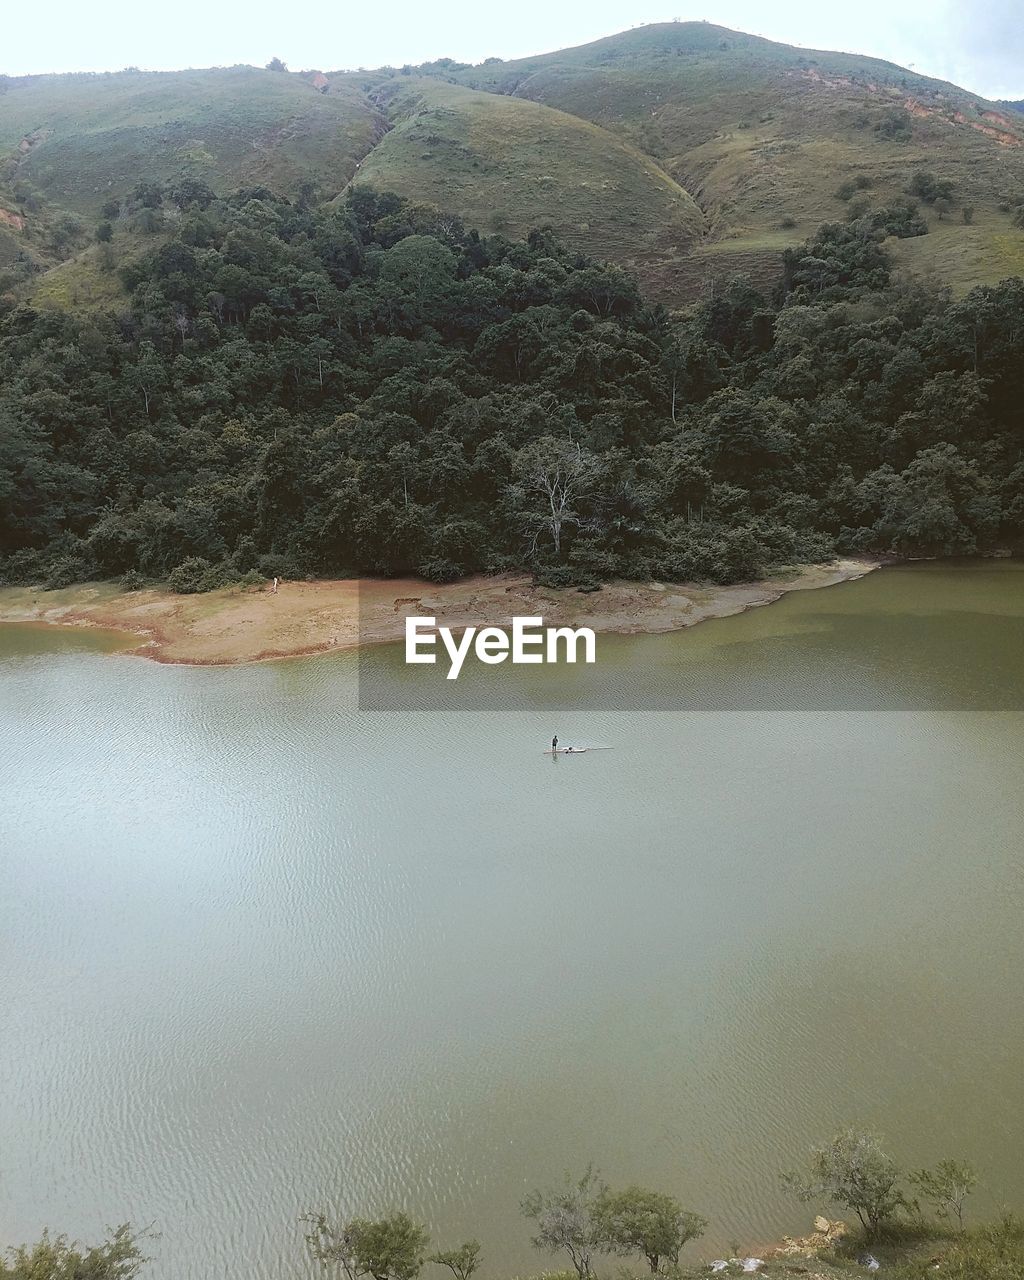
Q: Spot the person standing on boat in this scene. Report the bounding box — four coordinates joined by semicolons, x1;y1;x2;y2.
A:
551;735;558;753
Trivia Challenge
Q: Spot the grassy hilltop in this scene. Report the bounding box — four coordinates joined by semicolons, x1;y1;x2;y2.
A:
450;22;1024;296
0;66;384;212
1;22;1024;307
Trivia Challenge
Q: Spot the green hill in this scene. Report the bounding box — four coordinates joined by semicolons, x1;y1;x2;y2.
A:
0;66;386;303
2;24;1024;308
348;78;704;290
452;22;1024;296
0;66;384;215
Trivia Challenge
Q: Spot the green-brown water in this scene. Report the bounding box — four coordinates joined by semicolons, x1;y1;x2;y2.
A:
2;561;1024;1279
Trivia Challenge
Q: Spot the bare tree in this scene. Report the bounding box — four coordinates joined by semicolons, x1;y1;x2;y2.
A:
173;309;190;349
301;1213;359;1280
909;1160;977;1230
513;435;596;557
522;1167;608;1280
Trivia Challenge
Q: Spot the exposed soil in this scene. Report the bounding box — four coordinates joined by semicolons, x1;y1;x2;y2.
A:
0;559;879;666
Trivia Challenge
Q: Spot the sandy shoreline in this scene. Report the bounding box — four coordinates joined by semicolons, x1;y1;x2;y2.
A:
0;558;879;666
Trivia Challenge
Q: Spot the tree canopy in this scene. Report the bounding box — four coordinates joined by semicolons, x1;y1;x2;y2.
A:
2;187;1023;593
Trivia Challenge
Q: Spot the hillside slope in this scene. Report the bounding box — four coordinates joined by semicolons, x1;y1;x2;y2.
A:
0;66;385;216
0;66;388;305
347;78;704;291
454;22;1024;296
1;26;1023;309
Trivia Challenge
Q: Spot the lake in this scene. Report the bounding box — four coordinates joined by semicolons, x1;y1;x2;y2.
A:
2;561;1024;1279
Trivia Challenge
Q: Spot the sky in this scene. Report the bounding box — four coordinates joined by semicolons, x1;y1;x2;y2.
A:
4;0;1022;100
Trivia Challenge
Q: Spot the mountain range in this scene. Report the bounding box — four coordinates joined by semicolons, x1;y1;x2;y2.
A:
2;21;1024;309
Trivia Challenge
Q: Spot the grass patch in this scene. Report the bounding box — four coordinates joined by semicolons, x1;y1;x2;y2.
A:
348;78;704;298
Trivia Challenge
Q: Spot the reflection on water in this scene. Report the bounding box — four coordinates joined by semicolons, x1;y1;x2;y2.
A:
2;562;1024;1280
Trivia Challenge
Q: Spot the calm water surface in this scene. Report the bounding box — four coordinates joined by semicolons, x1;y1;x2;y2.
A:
2;562;1024;1278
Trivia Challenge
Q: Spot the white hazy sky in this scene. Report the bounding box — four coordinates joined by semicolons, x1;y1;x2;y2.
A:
5;0;1022;100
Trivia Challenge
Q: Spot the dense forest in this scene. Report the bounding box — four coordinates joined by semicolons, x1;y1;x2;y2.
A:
1;184;1023;591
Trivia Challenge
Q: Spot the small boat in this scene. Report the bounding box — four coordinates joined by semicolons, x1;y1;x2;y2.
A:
543;747;589;755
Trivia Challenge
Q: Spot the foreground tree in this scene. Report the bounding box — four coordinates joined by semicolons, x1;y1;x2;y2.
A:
1;1225;148;1279
521;1167;607;1280
593;1185;707;1272
782;1128;904;1238
427;1241;481;1280
303;1213;429;1280
909;1160;977;1230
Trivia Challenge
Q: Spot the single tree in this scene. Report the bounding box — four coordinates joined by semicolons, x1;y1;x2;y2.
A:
348;1215;430;1280
130;181;164;210
512;436;597;558
962;206;975;225
303;1213;429;1280
522;1167;608;1280
266;56;288;72
302;1213;358;1280
594;1185;707;1272
135;207;161;233
782;1128;904;1239
909;1159;977;1230
427;1241;481;1280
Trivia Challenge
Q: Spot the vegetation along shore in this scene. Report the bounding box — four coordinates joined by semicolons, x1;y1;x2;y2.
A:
3;1129;1020;1278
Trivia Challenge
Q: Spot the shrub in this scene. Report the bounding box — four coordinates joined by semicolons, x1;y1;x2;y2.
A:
44;556;89;590
418;557;462;583
907;171;954;204
875;107;912;140
881;1215;1024;1279
167;557;214;593
858;200;928;239
119;569;145;591
257;553;303;580
41;538;94;589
